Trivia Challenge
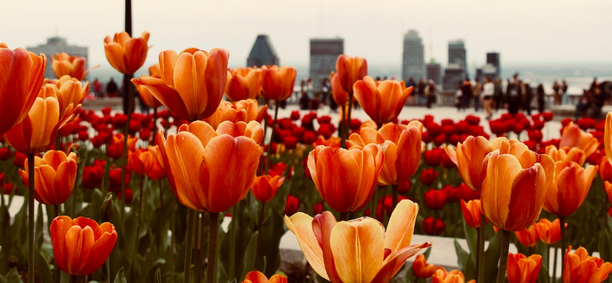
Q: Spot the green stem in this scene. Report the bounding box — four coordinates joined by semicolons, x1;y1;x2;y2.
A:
55;133;62;151
496;230;511;283
265;100;280;174
255;202;266;270
54;204;60;283
260;101;269;175
183;210;193;283
476;213;486;283
229;205;238;278
171;206;176;283
120;73;134;218
70;274;78;283
27;153;35;283
195;212;205;283
391;185;398;210
552;243;558;283
339;212;348;221
135;175;146;252
207;213;220;283
345;93;354;138
559;216;566;280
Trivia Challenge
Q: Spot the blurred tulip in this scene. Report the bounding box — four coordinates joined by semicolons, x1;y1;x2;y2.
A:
444;136;506;191
507;253;542;283
564;246;612;283
0;43;46;134
0;147;12;160
534;218;563;245
19;150;77;205
284;195;299;216
334;55;367;94
560;122;598;158
50;216;117;276
103;31;149;74
412;254;441;279
422;217;445;236
545;145;586;166
330;71;349;106
51;52;97;80
260;65;297;101
106;134;137;160
242;271;287;283
420;169;438;186
460;199;482;229
514;225;538;248
353;76;412;125
128;146;166;181
543;161;597;217
600;157;612;183
46;76;88;117
424;148;443;167
285;200;431;283
205;99;267;129
606;112;612;164
424;189;446;210
225;67;263;101
132;48;229;121
251;175;285;203
157;120;262;213
432;269;474;283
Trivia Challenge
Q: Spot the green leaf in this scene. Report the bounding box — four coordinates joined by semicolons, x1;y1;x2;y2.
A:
598;230;612;262
241;232;259;280
5;268;22;283
113;268;127;283
484;230;503;283
36;249;54;283
454;238;469;270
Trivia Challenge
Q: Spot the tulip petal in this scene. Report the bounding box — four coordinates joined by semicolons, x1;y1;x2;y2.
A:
385;200;419;254
78;230;117;276
504;164;546;231
65;226;95;275
371;242;432;283
284;213;328;280
50;216;73;273
165;132;205;211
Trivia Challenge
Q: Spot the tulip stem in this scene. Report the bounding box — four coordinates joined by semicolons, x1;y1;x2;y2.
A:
496;230;511;283
559;216;565;278
195;212;206;283
552;243;558;283
151;107;157;145
207;212;220;283
255;202;266;270
55;133;62;151
135;175;146;255
391;185;399;210
158;180;164;231
476;213;486;283
27;153;35;283
120;73;134;218
265;100;280;174
260;101;269;175
54;204;60;283
339;212;348;221
183;209;193;283
229;205;236;279
345;93;354;139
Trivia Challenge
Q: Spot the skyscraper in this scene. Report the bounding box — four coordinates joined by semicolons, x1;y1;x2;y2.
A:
246;35;279;67
448;39;467;79
486;52;500;79
402;30;425;82
426;62;441;85
309;38;343;91
27;36;88;79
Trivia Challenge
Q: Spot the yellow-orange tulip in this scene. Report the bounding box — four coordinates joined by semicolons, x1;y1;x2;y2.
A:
157;120;263;213
225;67;263;101
308;143;383;213
534;218;564;245
0;43;46;134
330;71;349;106
514;225;538;248
481;141;555;231
606;112;612;163
251;175;285;203
242;271;287;283
204;99;267;129
128;146;166;181
445;136;507;191
564;246;612;283
134;64;163;109
51;52;97;81
334;55;367;94
103;31;150;74
507;253;542;283
559;122;598;158
432;269;475;283
412;254;442;279
600;157;612;183
45;76;88;117
353;76;413;125
19;150;77;205
285;199;431;283
132;48;229;121
260;65;296;101
460;199;482;229
543;161;597;217
545;145;586;166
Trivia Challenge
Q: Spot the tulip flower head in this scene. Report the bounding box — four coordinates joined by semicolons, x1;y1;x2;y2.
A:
507;253;542;283
564;246;612;283
543;161;597;217
514;225;538;248
432;269;475;283
251;175;285;203
330;71;349;106
225;67;263;101
353;76;413;125
559;122;598;158
204;99;267;129
242;271;288;283
260;65;297;101
460;199;482;229
534;218;564;245
103;31;150;74
19;150;77;205
50;216;117;276
128;146;166;180
134;64;163;109
412;254;441;279
51;52;98;80
334;54;367;94
545;145;586;166
285;200;431;283
606;112;612;163
46;76;88;118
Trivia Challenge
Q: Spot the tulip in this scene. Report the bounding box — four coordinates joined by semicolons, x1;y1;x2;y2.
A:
106;134;137;160
412;254;441;279
460;200;482;229
420;169;439;186
422;217;445;236
507;253;542;283
334;55;367;94
606;112;612;162
251;175;285;203
564;246;612;283
260;65;297;101
128;146;166;181
559;122;598;158
308;143;383;213
600;157;612;183
51;52;97;80
132;48;229;121
284;195;299;216
204;99;267;129
545;145;586;166
432;269;474;283
514;225;538;248
46;76;88;118
19;150;77;205
157;120;262;213
285;199;431;283
534;218;563;245
242;271;287;283
353;76;412;125
103;31;150;74
50;216;117;276
543;161;597;217
225;67;263;101
330;71;349;106
424;189;447;210
0;43;47;134
134;64;163;109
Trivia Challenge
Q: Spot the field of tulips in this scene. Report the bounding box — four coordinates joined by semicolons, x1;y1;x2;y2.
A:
2;31;612;283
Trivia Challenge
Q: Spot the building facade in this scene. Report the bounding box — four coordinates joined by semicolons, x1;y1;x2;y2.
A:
246;35;279;67
402;30;425;82
486;52;500;79
443;64;464;91
27;37;88;80
309;38;343;91
426;62;442;86
448;39;467;80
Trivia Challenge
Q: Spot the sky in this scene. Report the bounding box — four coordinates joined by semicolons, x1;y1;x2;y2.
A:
1;0;611;72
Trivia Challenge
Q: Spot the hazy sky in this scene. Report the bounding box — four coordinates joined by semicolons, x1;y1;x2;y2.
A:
2;0;611;72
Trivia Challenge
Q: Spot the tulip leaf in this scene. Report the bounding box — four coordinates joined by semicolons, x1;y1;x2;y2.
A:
0;274;5;283
35;249;53;283
241;231;259;280
454;238;469;270
598;229;612;262
484;229;502;283
4;268;22;283
113;268;127;283
537;263;550;283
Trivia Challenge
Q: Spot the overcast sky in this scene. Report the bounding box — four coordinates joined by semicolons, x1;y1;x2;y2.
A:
1;0;611;71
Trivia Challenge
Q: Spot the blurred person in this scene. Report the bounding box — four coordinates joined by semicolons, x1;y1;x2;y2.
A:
506;73;522;115
561;80;569;104
493;78;504;111
135;88;149;114
299;91;310;110
472;78;482;111
407;77;416;89
321;78;331;106
552;80;561;105
417;78;427;106
92;78;102;97
592;82;604;118
482;76;494;119
575;90;590;120
106;77;118;98
311;93;321;110
455;81;463;111
537;84;546;113
425;79;436;108
523;80;533;115
461;78;472;110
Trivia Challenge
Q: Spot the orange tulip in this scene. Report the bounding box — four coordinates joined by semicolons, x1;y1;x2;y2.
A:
19;150;77;205
132;48;229;121
412;254;441;279
353;76;413;125
460;199;482;229
314;135;341;148
0;43;46;134
50;216;117;276
334;55;367;94
543;161;597;217
445;136;507;191
103;31;150;74
225;67;263;101
606;112;612;162
308;143;383;213
601;156;612;183
285;200;431;283
46;76;88;117
330;71;349;106
149;63;161;77
251;175;285;203
134;64;163;109
534;218;563;245
51;52;98;80
128;146;166;180
514;225;538;248
507;253;542;283
106;133;138;160
157;120;263;213
559;122;598;158
432;269;475;283
242;271;287;283
260;65;297;101
481;141;555;231
204;99;267;129
564;246;612;283
545;145;586;166
604;181;612;205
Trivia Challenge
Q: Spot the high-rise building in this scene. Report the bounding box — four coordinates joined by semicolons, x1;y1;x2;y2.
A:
27;36;88;79
246;35;279;67
402;30;425;82
448;39;467;79
309;38;343;91
486;52;500;79
426;62;442;85
443;64;464;91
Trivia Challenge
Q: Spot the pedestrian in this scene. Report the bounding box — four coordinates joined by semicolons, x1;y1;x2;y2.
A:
106;77;118;98
461;78;472;110
506;74;522;115
537;84;545;113
493;78;504;111
425;80;436;108
417;78;426;106
552;80;561;105
523;80;533;115
455;81;463;111
561;80;569;104
482;76;494;119
321;78;331;106
472;78;482;111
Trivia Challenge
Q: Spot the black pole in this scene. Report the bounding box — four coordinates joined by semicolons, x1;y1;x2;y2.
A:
123;0;132;114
